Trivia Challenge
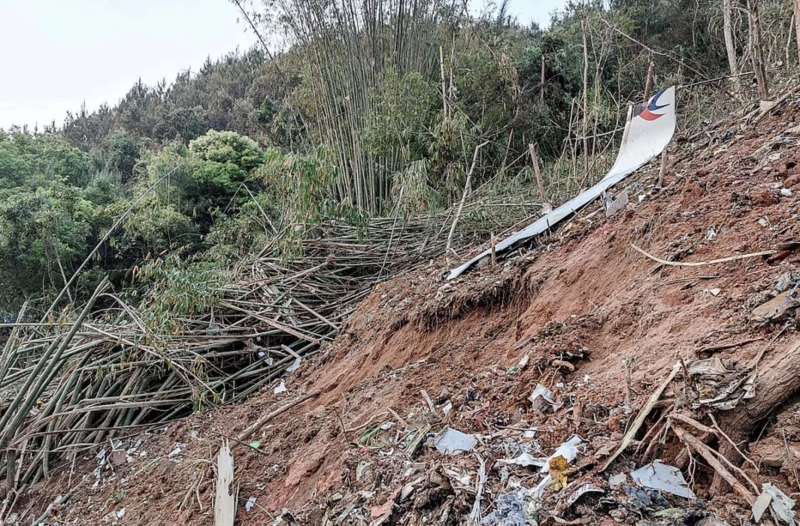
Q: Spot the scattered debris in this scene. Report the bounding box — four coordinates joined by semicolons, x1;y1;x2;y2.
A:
631;461;696;499
688;356;755;410
274;380;288;395
498;452;546;469
752;483;796;525
566;483;604;509
167;443;187;463
434;428;477;455
529;384;561;413
480;489;533;526
245;496;257;513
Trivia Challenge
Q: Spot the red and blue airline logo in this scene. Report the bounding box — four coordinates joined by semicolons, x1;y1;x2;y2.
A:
638;89;669;121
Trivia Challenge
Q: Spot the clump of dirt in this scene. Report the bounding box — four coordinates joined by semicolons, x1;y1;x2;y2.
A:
16;97;800;525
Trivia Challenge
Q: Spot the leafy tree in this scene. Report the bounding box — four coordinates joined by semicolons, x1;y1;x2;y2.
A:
0;181;93;305
189;129;264;171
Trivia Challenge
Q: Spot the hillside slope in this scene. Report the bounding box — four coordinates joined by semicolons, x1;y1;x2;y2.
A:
20;93;800;525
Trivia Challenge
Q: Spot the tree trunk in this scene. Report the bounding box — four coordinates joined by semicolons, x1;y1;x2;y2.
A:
581;18;590;177
748;0;769;99
795;0;800;65
643;60;655;100
722;0;741;94
540;54;546;104
713;338;800;491
528;143;546;204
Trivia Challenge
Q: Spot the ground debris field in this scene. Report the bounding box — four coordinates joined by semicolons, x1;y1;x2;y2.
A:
21;96;800;525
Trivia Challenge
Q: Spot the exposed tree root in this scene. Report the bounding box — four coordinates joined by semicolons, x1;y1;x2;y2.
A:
711;338;800;494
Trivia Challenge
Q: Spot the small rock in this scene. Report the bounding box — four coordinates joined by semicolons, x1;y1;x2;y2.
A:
785;173;800;188
109;450;128;467
751;189;779;207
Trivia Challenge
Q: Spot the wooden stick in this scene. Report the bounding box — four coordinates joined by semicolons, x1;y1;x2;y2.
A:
630;243;775;268
236;393;318;444
673;426;756;505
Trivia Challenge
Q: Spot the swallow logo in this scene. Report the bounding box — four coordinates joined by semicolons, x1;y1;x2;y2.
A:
638;89;669;121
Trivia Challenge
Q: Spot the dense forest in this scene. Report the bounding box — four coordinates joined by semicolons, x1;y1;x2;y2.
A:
1;0;798;315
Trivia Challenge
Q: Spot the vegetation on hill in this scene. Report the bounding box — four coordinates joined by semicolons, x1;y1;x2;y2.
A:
0;0;797;314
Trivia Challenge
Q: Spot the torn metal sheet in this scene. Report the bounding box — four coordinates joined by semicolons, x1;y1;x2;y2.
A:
447;87;677;280
631;461;696;499
480;489;533;526
753;483;797;525
434;427;477;455
688;356;755;410
566;483;604;509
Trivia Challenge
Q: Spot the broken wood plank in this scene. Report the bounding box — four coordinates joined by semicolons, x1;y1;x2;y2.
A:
214;440;235;526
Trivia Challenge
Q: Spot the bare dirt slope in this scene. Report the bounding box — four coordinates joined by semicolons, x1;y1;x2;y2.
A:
20;96;800;525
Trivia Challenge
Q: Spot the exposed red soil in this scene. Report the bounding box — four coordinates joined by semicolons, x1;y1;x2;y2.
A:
18;98;800;525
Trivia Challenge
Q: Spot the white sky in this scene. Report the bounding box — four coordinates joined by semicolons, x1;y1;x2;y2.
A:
0;0;565;130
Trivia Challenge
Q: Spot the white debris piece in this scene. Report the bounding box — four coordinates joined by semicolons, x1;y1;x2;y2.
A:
523;428;537;439
752;483;796;525
609;473;627;488
631;461;696;499
434;428;477;455
440;400;453;416
498;435;583;473
245;496;257;513
529;384;561;413
497;452;546;469
781;188;793;197
167;443;187;463
273;380;287;395
287;356;302;373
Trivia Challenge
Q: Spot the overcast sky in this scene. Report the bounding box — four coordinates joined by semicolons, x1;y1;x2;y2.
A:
0;0;566;130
